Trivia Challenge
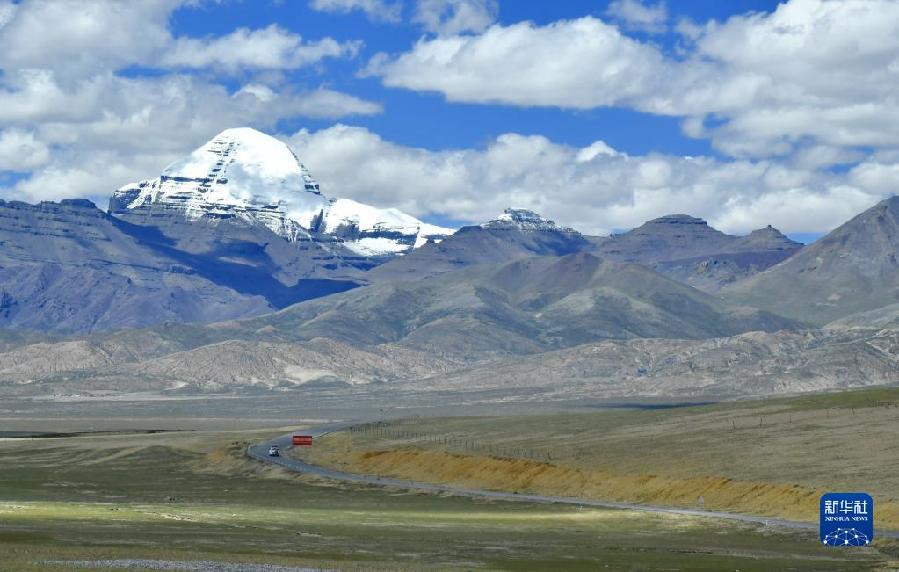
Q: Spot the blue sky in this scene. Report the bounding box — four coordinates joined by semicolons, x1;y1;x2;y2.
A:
171;0;774;157
1;0;898;241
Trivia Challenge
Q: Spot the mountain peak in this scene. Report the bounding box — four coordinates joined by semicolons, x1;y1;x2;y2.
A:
109;127;326;241
214;126;271;140
741;225;802;249
109;127;452;255
615;213;723;242
723;194;899;324
482;208;579;233
644;214;709;226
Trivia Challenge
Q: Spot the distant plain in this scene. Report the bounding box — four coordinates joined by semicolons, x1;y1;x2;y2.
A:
2;389;898;570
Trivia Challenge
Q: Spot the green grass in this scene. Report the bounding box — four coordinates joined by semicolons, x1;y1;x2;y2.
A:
777;385;899;410
1;424;897;570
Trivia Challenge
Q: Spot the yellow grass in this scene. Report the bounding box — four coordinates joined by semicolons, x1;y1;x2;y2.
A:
301;394;899;531
310;444;899;529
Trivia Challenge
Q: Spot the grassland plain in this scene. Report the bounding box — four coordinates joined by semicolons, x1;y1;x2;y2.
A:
1;423;896;570
299;386;899;532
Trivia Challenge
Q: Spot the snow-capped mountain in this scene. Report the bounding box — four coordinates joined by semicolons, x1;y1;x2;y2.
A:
482;208;580;233
317;197;452;256
111;127;453;256
111;128;326;242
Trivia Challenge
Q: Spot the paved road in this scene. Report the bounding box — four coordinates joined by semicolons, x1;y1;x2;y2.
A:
248;424;899;539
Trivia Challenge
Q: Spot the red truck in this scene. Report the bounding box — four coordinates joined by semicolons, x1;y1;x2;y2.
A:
292;435;313;446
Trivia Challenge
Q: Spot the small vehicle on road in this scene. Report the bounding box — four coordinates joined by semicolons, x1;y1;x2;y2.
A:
268;445;280;457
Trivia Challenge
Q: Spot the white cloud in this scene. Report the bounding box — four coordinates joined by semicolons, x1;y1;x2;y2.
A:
413;0;498;35
0;2;362;75
162;24;361;72
688;0;899;156
790;144;863;170
369;17;666;108
0;129;49;171
0;1;16;30
674;17;702;41
0;73;380;205
268;88;383;118
0;0;179;78
848;161;899;195
0;72;379;147
310;0;498;34
2;0;895;241
12;152;177;204
286;124;889;236
576;140;620;162
371;0;899;160
0;69;102;124
310;0;402;23
711;186;877;237
288;124;474;217
0;0;380;206
235;84;278;103
605;0;667;34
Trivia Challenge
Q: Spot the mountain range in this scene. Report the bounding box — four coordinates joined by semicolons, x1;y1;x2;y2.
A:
0;128;453;332
0;126;896;402
723;196;899;325
594;215;803;292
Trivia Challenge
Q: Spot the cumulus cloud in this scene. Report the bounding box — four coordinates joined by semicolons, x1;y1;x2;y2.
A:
0;72;379;151
0;73;380;204
162;24;361;72
688;0;899;156
0;0;379;205
369;18;666;108
11;151;178;204
0;0;179;78
848;161;899;195
0;1;16;30
605;0;667;34
0;1;364;76
2;0;895;241
287;125;889;236
371;0;899;159
413;0;498;35
311;0;497;34
270;88;383;118
310;0;402;23
0;129;49;171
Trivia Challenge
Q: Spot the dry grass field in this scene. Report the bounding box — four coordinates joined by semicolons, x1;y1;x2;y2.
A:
300;386;899;530
2;415;897;570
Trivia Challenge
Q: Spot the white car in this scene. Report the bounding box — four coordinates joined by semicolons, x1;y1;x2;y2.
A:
268;445;280;457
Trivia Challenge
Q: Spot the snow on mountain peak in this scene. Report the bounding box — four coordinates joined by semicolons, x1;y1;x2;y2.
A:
320;198;453;256
110;127;326;241
196;127;319;189
482;208;579;233
110;127;455;255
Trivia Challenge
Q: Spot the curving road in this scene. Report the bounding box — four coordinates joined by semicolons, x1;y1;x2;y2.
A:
248;424;899;539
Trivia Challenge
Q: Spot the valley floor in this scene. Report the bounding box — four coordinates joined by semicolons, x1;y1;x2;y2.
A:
298;386;899;532
1;390;898;570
